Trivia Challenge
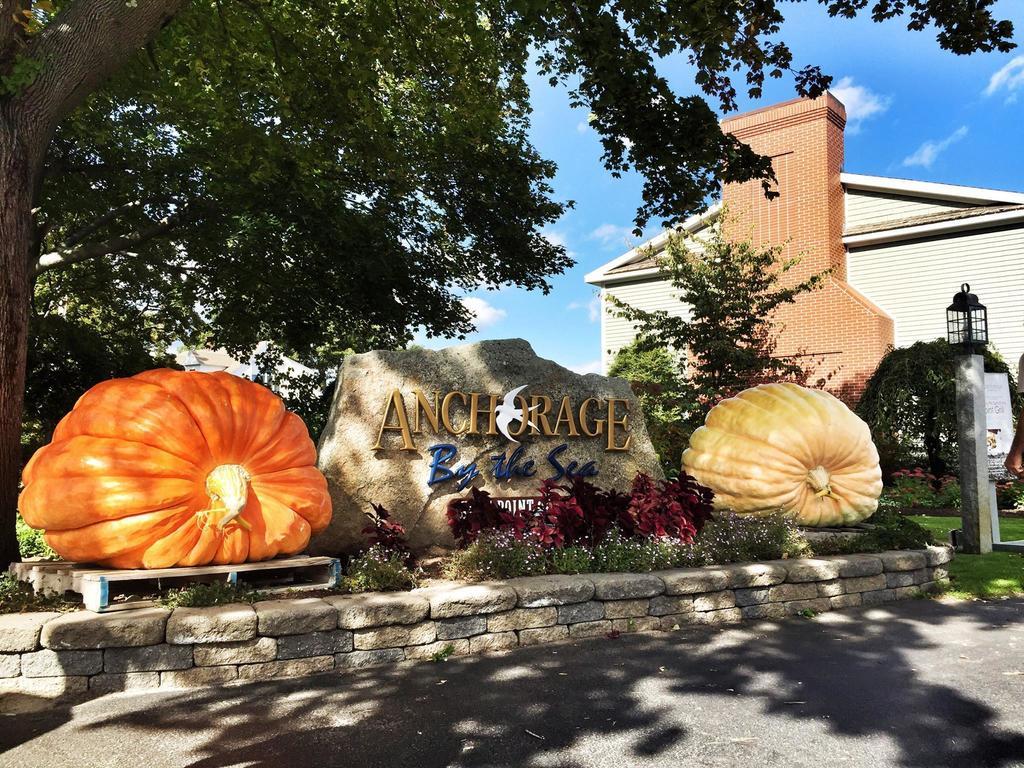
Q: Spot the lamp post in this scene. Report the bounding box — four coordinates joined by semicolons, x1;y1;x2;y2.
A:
946;283;993;554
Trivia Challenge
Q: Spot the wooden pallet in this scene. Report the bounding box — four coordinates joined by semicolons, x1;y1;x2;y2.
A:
9;556;342;613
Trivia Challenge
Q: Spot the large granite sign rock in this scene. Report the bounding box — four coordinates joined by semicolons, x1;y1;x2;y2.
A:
313;339;664;553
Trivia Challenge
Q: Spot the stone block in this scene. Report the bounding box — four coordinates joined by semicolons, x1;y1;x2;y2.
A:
886;572;916;589
830;593;862;609
918;581;940;594
816;580;845;598
861;588;896;606
767;583;818;602
568;620;612;639
0;654;20;678
910;568;931;585
327;592;430;629
404;640;470;661
160;665;238;688
647;595;694;617
657;568;729;595
0;676;89;713
784;559;841;582
692;608;743;625
276;631;353;660
734;588;771;607
611;616;661;633
353;621;436;650
194;637;277;666
557;601;604;624
335;648;405;669
166;604;256;645
924;545;953;566
238;656;334;681
721;562;787;588
784;598;831;616
41;608;168;650
831;554;884;578
589;573;663;600
469;632;518;654
421;583;517;618
602;599;650;619
507;575;595;607
842;574;887;593
105;643;194;673
254;598;336;636
436;616;487;640
692;590;736;612
931;567;950;582
89;672;161;694
518;625;568;646
21;649;103;677
877;551;927;572
0;612;60;653
740;603;786;620
486;607;557;633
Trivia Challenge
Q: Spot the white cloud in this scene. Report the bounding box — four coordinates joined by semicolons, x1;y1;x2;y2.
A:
902;126;968;169
590;223;635;250
576;121;589;134
984;56;1024;101
569;358;603;375
461;296;506;329
568;295;601;323
829;77;890;134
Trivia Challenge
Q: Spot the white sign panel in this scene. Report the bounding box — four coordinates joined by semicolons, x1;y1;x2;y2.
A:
985;372;1015;462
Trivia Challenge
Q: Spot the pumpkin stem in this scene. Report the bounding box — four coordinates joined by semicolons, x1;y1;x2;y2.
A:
806;465;840;501
204;464;252;530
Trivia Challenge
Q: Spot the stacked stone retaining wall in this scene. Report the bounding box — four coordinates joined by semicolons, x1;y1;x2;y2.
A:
1;547;952;712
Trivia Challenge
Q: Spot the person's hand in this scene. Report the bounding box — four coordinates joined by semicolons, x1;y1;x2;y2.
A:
1005;453;1024;479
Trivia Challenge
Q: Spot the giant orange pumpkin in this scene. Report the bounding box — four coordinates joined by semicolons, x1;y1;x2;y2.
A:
19;369;332;569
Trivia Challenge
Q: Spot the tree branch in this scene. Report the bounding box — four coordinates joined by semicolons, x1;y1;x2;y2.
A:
61;199;142;248
33;208;182;277
15;0;190;147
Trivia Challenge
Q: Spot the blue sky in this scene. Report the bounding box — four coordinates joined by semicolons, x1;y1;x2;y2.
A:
417;1;1024;374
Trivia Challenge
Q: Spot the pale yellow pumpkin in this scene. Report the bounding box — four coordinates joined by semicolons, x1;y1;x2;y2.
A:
682;383;882;527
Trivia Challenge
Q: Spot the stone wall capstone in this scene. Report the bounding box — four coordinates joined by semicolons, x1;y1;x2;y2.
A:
314;339;664;552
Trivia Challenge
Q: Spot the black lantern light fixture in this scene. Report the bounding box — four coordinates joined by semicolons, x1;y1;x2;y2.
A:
946;283;988;350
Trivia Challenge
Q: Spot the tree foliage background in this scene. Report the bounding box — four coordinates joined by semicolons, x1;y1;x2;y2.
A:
857;339;1022;479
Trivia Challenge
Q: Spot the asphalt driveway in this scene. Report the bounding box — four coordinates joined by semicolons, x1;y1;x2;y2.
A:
2;597;1024;768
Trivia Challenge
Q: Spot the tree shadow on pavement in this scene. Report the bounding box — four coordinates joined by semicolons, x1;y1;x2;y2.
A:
3;597;1024;768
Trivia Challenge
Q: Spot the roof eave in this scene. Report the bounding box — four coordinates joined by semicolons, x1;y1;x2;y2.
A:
841;173;1024;206
585;203;721;286
843;208;1024;247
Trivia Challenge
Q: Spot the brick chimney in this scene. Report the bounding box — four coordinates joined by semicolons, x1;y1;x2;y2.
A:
720;94;893;401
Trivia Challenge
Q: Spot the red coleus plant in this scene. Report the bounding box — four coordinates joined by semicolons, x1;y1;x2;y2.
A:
445;472;713;548
362;503;413;564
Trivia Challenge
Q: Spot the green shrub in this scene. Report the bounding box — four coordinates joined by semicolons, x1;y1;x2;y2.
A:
997;479;1024;510
161;581;264;609
692;511;809;565
808;505;935;555
549;545;593;574
0;574;74;614
444;531;546;581
16;514;58;561
344;545;418;592
589;527;694;573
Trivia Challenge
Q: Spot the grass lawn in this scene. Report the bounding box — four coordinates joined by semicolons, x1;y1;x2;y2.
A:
910;515;1024;600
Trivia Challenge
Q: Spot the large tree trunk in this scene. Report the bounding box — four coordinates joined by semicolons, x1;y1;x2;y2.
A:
0;115;34;570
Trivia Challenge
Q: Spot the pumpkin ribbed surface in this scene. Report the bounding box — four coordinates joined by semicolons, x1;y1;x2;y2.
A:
19;369;332;568
682;382;882;527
